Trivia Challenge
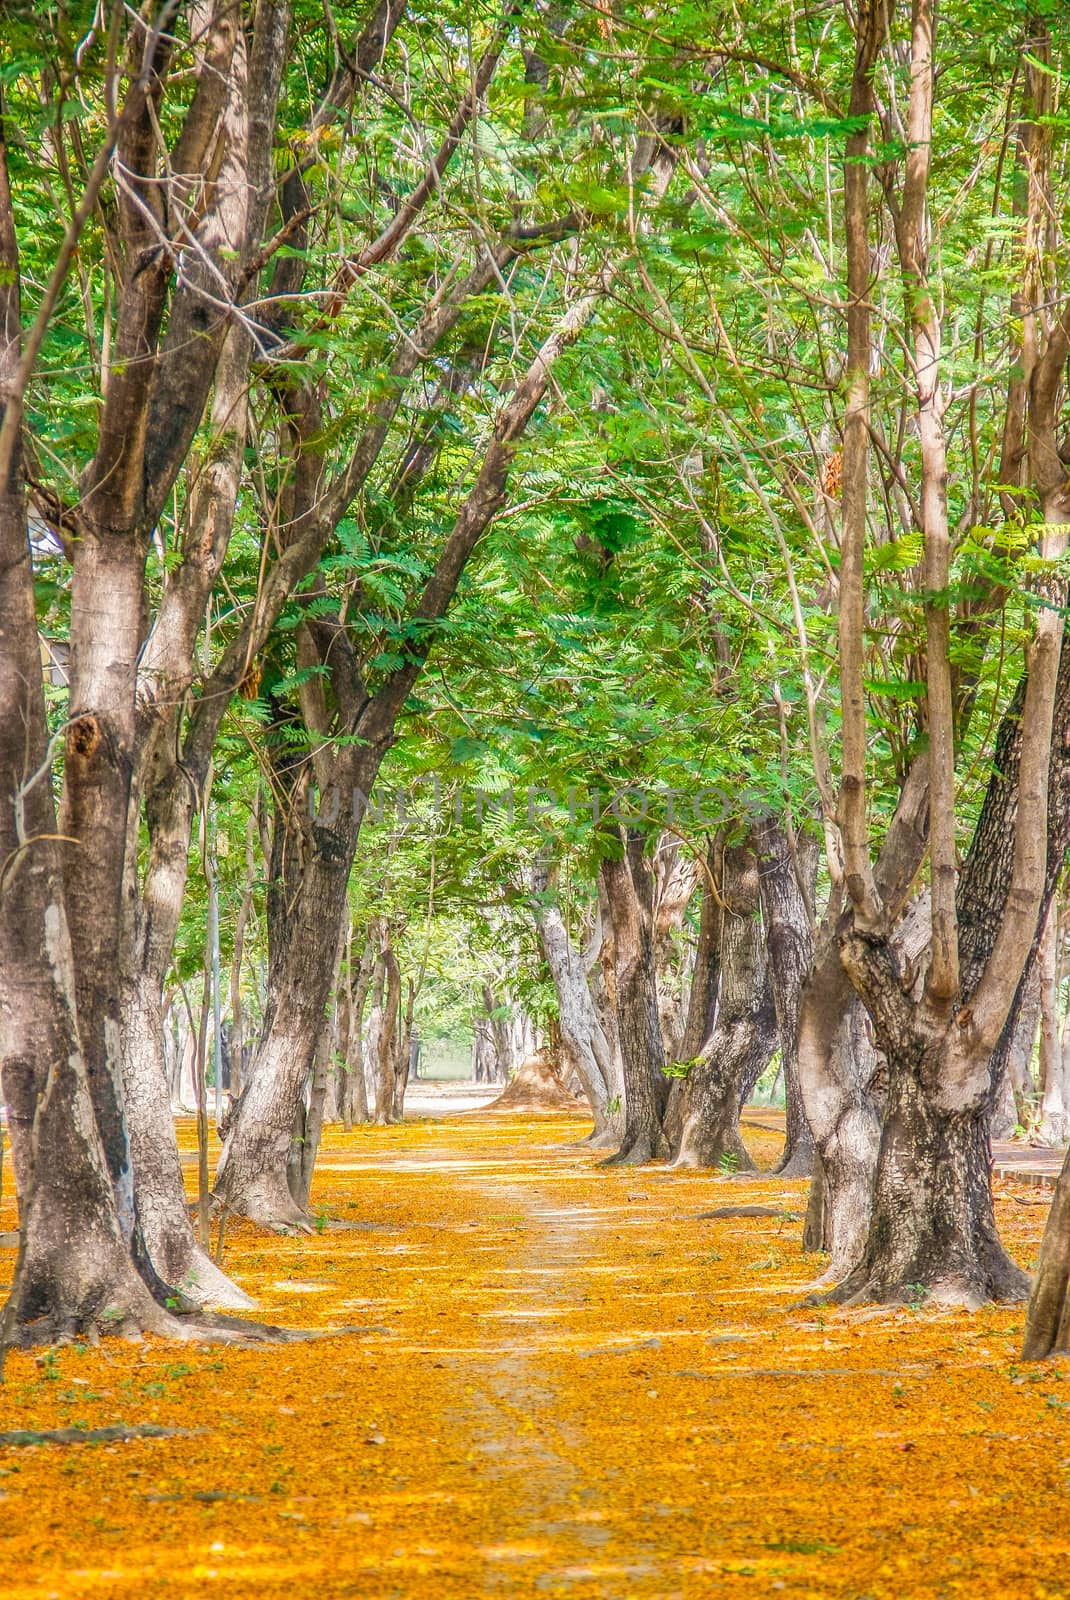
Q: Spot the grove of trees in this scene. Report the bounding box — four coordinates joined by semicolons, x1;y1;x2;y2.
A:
4;0;1070;1363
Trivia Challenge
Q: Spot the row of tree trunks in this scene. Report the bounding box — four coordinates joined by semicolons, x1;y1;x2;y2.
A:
533;823;818;1175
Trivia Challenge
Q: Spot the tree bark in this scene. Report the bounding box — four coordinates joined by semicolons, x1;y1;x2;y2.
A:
672;837;777;1171
678;837;721;1062
1036;907;1067;1142
340;931;374;1127
1044;988;1070;1148
122;968;252;1308
599;830;667;1164
374;943;402;1125
755;817;818;1177
532;860;620;1143
652;841;699;1062
0;109;184;1342
797;954;881;1277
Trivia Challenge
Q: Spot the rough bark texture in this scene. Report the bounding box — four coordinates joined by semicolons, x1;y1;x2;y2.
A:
652;842;699;1063
1040;966;1070;1145
836;641;1070;1308
214;789;364;1230
122;970;252;1308
1022;1140;1070;1359
833;1035;1028;1308
678;838;721;1062
374;943;402;1126
599;832;667;1165
672;839;777;1172
338;929;374;1128
844;635;1070;1308
0;109;183;1341
797;954;881;1278
755;817;818;1177
532;860;621;1144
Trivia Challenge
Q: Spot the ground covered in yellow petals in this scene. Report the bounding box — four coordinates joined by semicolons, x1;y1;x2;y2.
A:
0;1111;1067;1599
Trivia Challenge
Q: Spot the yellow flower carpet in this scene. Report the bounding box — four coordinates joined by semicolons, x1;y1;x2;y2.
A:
0;1113;1065;1598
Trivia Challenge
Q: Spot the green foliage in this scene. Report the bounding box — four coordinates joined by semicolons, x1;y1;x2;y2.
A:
11;0;1069;1076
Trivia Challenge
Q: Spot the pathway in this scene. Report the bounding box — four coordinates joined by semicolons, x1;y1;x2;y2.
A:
1;1114;1068;1598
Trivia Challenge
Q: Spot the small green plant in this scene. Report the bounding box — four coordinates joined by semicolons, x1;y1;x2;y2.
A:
315;1208;329;1234
719;1150;740;1176
661;1058;698;1080
606;1096;622;1115
905;1282;929;1311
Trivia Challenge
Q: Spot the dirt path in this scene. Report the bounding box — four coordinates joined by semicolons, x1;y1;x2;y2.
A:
1;1113;1068;1598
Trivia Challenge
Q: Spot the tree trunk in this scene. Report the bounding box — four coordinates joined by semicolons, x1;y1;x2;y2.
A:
122;970;252;1308
1022;1137;1070;1359
213;795;362;1231
599;830;667;1164
340;929;374;1128
0;119;200;1342
289;1023;332;1212
1044;994;1070;1148
833;1033;1027;1308
118;757;251;1305
842;627;1070;1307
393;978;416;1120
652;841;699;1063
374;943;401;1125
991;963;1042;1136
797;953;881;1277
473;1017;496;1083
672;838;777;1170
532;860;620;1143
228;800;259;1108
755;817;818;1177
1008;966;1042;1125
1037;906;1068;1142
678;837;721;1062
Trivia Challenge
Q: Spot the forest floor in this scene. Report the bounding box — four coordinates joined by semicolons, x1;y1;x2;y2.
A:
0;1111;1068;1598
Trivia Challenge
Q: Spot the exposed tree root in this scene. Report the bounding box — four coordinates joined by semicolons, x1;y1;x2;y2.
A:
773;1148;815;1179
579;1128;620;1151
822;1256;1029;1311
216;1173;315;1235
697;1205;801;1220
600;1136;659;1167
176;1240;255;1311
